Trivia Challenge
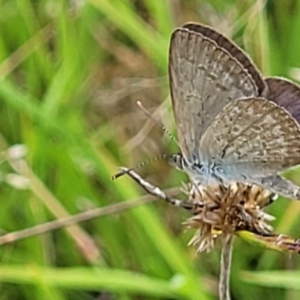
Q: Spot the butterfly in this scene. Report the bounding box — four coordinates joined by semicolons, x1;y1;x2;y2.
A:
168;23;300;199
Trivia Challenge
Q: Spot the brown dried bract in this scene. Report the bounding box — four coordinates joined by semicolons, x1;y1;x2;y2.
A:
185;183;275;252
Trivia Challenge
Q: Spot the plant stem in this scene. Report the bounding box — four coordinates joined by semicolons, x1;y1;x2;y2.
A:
219;235;234;300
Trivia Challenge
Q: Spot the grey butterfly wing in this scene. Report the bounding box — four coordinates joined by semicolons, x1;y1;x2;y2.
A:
183;23;267;96
258;77;300;199
266;77;300;123
253;175;300;200
169;26;263;162
199;97;300;179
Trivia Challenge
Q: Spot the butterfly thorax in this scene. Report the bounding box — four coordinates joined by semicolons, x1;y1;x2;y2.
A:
169;152;226;186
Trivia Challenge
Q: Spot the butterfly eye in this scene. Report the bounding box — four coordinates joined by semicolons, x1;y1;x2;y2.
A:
168;153;184;170
194;162;203;171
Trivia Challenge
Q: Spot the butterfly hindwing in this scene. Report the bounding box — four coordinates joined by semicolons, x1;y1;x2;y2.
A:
199;97;300;179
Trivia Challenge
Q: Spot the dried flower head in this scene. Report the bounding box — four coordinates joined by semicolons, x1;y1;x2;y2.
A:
185;183;276;253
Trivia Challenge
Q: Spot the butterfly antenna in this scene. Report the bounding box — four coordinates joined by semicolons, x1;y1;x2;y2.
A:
112;101;176;180
136;101;179;147
112;153;169;180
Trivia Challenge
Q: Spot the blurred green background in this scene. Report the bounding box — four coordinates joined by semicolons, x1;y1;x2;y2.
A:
1;0;300;299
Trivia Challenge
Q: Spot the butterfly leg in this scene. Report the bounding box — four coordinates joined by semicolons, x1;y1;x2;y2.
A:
113;167;193;210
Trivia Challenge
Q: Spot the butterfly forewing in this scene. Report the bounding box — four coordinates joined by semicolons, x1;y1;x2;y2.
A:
200;98;300;179
182;23;267;96
169;27;262;162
